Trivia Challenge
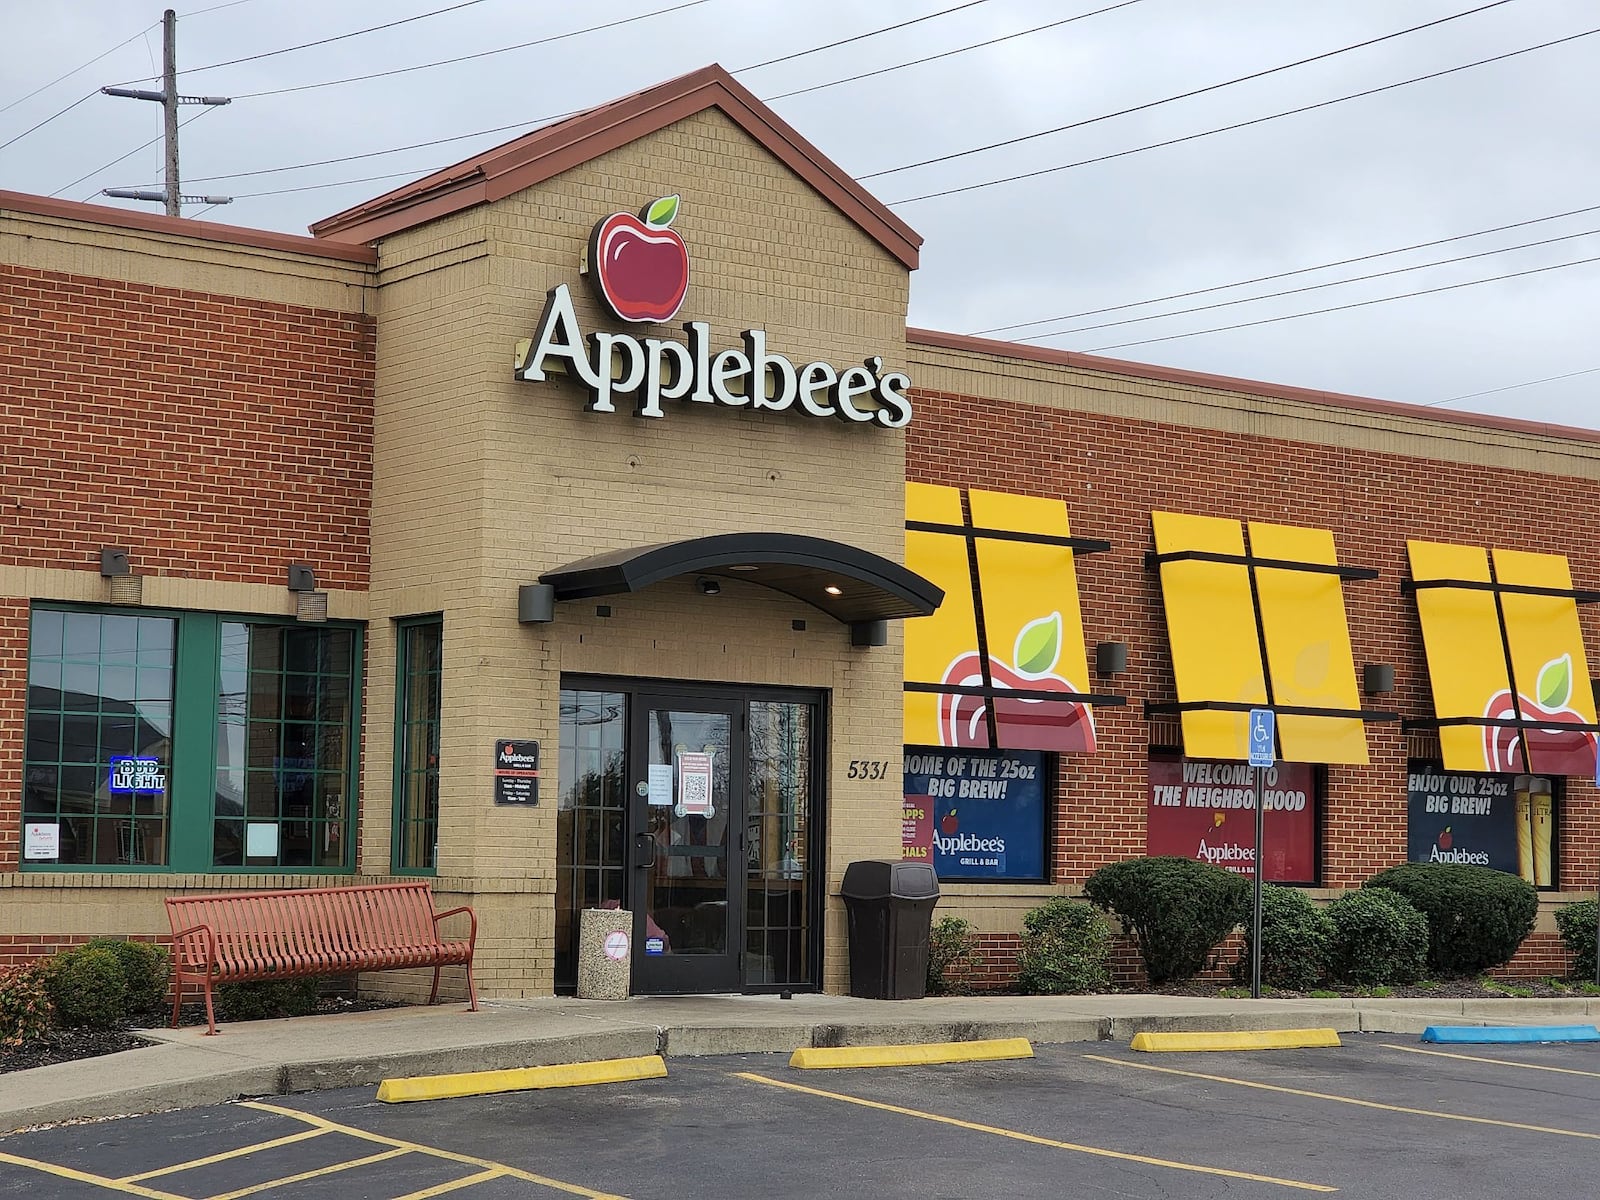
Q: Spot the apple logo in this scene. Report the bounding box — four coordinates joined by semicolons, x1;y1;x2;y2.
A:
1483;653;1597;775
1437;826;1453;851
587;194;689;324
940;809;959;835
937;612;1096;751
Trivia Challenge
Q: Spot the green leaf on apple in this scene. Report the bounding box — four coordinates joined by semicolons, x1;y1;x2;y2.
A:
645;194;680;228
1015;612;1061;676
1538;652;1572;710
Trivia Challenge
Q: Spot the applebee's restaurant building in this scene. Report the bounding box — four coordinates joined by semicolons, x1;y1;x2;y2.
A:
5;64;1600;996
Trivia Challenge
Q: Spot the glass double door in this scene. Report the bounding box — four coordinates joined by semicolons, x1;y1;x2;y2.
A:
557;679;820;995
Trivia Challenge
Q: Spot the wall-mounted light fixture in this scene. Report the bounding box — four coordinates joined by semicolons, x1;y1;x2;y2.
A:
287;563;327;622
101;547;141;604
696;577;721;596
1095;641;1128;676
1362;663;1395;695
518;583;555;624
850;619;888;648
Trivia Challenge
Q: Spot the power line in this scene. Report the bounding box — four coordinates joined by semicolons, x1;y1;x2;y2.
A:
109;0;491;84
765;0;1142;101
229;0;711;100
0;23;154;117
1083;251;1600;353
1428;366;1600;406
864;0;1518;181
0;91;97;155
891;24;1600;204
979;202;1600;335
1020;224;1600;342
57;107;218;201
734;0;993;72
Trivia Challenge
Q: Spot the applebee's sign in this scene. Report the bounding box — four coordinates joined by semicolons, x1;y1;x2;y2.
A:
516;194;912;428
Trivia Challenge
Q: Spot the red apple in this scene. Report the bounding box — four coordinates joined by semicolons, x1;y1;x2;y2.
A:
1483;688;1597;776
588;195;689;323
940;810;959;835
1438;826;1453;851
936;651;1095;751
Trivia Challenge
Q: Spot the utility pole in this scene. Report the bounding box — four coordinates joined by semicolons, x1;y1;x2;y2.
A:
101;9;232;215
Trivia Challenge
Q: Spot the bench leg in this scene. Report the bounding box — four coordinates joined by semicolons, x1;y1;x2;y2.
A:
169;976;184;1029
429;965;442;1006
202;980;219;1036
463;960;479;1013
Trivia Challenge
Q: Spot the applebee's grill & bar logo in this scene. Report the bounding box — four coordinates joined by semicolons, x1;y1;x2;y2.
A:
517;194;912;428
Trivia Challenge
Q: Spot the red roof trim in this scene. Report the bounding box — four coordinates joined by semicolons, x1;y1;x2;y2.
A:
311;64;921;269
0;190;377;264
907;327;1600;447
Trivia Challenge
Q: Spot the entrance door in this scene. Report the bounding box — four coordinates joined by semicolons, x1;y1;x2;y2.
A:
629;694;743;993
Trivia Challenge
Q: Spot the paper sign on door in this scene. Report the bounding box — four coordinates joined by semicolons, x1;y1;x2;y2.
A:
676;752;714;817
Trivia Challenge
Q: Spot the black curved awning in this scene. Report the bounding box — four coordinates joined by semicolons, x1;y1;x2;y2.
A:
540;532;943;625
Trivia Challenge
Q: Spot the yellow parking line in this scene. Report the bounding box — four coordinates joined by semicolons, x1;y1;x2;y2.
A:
0;1150;189;1199
393;1168;507;1199
733;1071;1335;1193
1085;1054;1600;1141
239;1101;626;1199
207;1147;408;1200
1382;1042;1600;1079
119;1127;327;1181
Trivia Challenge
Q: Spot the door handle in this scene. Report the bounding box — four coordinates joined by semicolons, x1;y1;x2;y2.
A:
634;831;656;869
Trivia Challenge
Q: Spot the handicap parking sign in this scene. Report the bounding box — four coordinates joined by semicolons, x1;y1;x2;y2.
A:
1248;709;1275;768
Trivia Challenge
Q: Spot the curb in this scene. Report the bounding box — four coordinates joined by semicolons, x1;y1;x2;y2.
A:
788;1038;1034;1069
1421;1024;1600;1045
1130;1028;1342;1053
376;1055;668;1103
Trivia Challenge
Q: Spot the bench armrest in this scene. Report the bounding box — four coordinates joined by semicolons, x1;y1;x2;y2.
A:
169;921;217;975
433;904;477;951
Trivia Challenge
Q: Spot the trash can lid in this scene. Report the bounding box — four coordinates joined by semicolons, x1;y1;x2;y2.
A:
841;859;940;900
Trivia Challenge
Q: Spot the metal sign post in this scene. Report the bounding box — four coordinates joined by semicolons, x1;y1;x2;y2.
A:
1248;708;1276;1000
1593;750;1600;987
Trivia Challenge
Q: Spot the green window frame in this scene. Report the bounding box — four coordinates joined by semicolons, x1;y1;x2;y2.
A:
392;617;442;874
22;604;362;874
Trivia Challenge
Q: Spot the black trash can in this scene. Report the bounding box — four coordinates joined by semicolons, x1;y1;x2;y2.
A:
840;860;940;999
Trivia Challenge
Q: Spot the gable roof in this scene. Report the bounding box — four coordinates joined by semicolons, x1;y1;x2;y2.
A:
311;63;921;268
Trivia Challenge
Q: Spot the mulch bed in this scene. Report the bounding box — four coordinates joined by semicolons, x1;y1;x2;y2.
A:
0;996;402;1076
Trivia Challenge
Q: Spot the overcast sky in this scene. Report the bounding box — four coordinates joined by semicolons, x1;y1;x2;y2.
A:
3;0;1597;427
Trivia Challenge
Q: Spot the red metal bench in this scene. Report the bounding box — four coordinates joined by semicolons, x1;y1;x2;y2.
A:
165;882;478;1035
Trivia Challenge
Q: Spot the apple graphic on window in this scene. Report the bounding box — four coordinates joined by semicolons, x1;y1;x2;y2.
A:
587;194;689;323
1437;826;1453;851
940;809;959;835
937;613;1096;752
1483;653;1597;775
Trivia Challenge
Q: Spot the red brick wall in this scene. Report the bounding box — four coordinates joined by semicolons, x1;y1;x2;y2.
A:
908;388;1600;893
1;263;373;586
1;263;375;875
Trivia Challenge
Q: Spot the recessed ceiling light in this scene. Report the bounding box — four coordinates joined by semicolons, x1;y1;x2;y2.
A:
824;585;843;596
728;564;759;572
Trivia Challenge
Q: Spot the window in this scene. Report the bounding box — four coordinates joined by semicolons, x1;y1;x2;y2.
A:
394;619;442;872
24;611;175;867
1406;762;1560;888
22;605;360;872
555;688;626;990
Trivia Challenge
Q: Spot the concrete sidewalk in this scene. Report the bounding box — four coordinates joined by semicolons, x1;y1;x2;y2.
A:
5;991;1599;1132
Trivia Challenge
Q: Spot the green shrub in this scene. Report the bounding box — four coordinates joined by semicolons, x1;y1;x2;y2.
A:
214;978;322;1023
1016;898;1111;995
0;964;53;1050
1233;885;1331;991
45;946;127;1029
1555;899;1599;982
926;916;984;996
1082;857;1250;984
1326;888;1429;985
85;939;171;1016
1365;863;1537;976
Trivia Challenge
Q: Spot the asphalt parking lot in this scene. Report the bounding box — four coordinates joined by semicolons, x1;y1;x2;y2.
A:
4;1035;1600;1198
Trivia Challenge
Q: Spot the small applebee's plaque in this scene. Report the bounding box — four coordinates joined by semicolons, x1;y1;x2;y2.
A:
493;740;540;806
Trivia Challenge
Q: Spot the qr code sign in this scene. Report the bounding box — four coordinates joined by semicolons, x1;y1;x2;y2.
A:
677;753;714;815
